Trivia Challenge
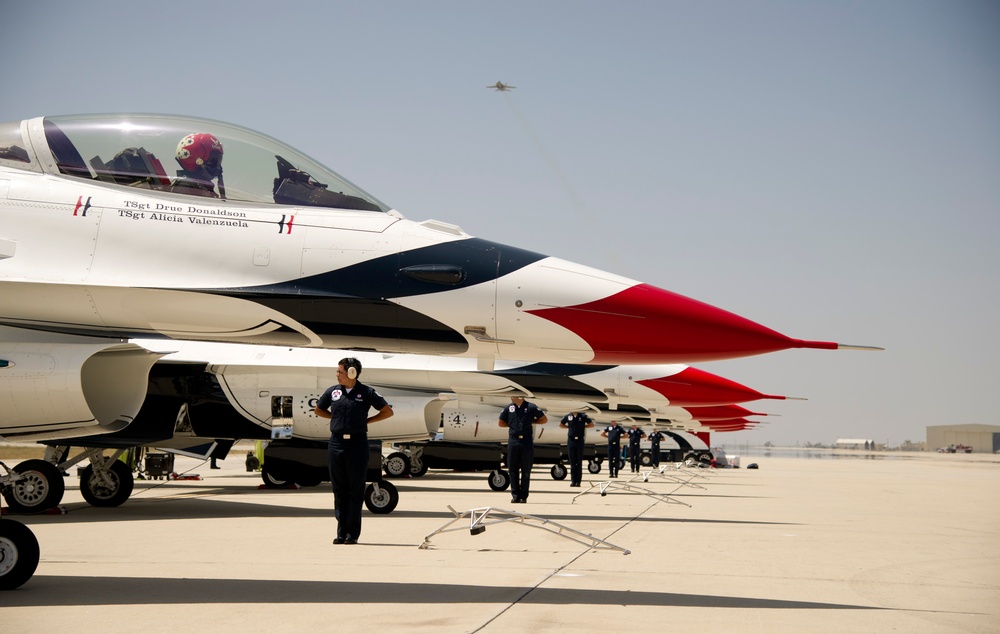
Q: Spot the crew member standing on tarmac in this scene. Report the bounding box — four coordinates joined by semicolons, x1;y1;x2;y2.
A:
601;421;626;478
648;427;666;467
315;358;393;545
627;424;647;473
498;396;548;503
559;411;594;487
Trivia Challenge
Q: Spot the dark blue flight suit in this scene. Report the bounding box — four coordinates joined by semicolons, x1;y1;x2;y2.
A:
499;399;546;502
318;381;388;543
627;427;646;472
648;431;666;466
603;424;625;477
560;412;593;486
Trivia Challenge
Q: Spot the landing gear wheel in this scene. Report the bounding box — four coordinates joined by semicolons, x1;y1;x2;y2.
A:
261;464;289;489
383;452;411;478
409;456;428;478
3;459;65;514
588;459;601;474
364;481;399;514
0;520;39;590
617;458;626;471
640;453;653;467
293;472;322;488
550;463;568;480
80;461;134;507
487;469;510;491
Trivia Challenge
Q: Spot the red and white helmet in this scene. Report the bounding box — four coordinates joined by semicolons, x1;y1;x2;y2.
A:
175;132;224;173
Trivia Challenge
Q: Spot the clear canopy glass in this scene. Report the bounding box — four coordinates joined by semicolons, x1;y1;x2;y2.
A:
38;113;389;212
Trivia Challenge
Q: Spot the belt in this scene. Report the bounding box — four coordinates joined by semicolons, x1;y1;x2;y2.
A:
513;435;525;439
331;432;365;440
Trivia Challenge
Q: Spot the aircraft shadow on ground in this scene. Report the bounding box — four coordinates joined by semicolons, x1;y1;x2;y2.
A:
7;575;884;611
13;495;796;527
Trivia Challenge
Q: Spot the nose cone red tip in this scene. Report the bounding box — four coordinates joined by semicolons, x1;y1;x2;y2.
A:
701;419;757;431
636;367;784;407
527;284;836;364
683;404;767;421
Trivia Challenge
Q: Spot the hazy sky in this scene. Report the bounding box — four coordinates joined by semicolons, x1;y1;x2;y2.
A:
4;1;998;446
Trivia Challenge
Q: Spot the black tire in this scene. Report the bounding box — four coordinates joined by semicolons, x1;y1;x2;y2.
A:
550;463;568;480
293;471;322;488
3;459;66;514
0;520;39;590
487;469;510;491
409;456;428;478
617;458;626;471
364;481;398;514
639;452;653;467
587;460;601;474
383;452;411;478
261;463;289;489
79;461;134;508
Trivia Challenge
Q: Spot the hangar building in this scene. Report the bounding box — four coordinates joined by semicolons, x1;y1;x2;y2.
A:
926;424;1000;454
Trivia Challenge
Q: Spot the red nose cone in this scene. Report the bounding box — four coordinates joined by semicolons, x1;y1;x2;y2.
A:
684;404;766;421
701;418;757;431
527;284;837;364
637;367;785;407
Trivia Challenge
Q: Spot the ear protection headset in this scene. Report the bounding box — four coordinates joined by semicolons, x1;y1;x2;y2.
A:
341;357;361;380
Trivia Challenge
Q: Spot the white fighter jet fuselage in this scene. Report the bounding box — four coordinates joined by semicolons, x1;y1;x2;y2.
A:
0;113;862;444
0;112;872;592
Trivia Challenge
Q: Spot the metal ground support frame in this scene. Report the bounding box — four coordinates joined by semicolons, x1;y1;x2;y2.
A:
420;505;630;555
672;462;714;480
629;468;706;490
572;480;693;507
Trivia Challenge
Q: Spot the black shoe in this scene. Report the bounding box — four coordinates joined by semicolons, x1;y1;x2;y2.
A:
345;538;358;545
519;498;527;503
511;497;521;504
333;537;345;545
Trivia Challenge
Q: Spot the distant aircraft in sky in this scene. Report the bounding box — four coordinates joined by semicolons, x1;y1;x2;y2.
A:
488;81;515;91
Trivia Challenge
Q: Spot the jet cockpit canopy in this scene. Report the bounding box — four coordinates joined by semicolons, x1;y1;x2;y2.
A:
2;113;389;212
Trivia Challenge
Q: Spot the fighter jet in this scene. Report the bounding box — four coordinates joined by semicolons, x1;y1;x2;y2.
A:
0;112;868;445
488;81;515;91
2;338;790;515
0;113;873;587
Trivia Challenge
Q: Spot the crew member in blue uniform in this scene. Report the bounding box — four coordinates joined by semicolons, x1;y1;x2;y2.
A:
600;421;626;478
559;411;594;487
498;396;548;503
627;424;647;472
315;357;393;544
648;427;666;467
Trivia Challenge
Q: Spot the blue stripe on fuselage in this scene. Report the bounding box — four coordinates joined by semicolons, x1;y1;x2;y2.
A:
218;238;547;298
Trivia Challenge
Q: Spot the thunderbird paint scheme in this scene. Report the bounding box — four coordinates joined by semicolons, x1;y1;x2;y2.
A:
0;113;873;588
0;340;785;516
0;113;869;445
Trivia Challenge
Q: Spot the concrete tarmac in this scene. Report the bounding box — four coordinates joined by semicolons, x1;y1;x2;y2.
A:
2;450;998;633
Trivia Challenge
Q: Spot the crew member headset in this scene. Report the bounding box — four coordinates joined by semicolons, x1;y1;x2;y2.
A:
341;357;362;380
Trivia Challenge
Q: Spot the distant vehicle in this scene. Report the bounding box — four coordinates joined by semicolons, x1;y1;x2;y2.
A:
937;444;972;453
487;81;515;91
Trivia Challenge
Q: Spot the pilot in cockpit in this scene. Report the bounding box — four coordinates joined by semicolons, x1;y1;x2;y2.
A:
171;132;225;198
